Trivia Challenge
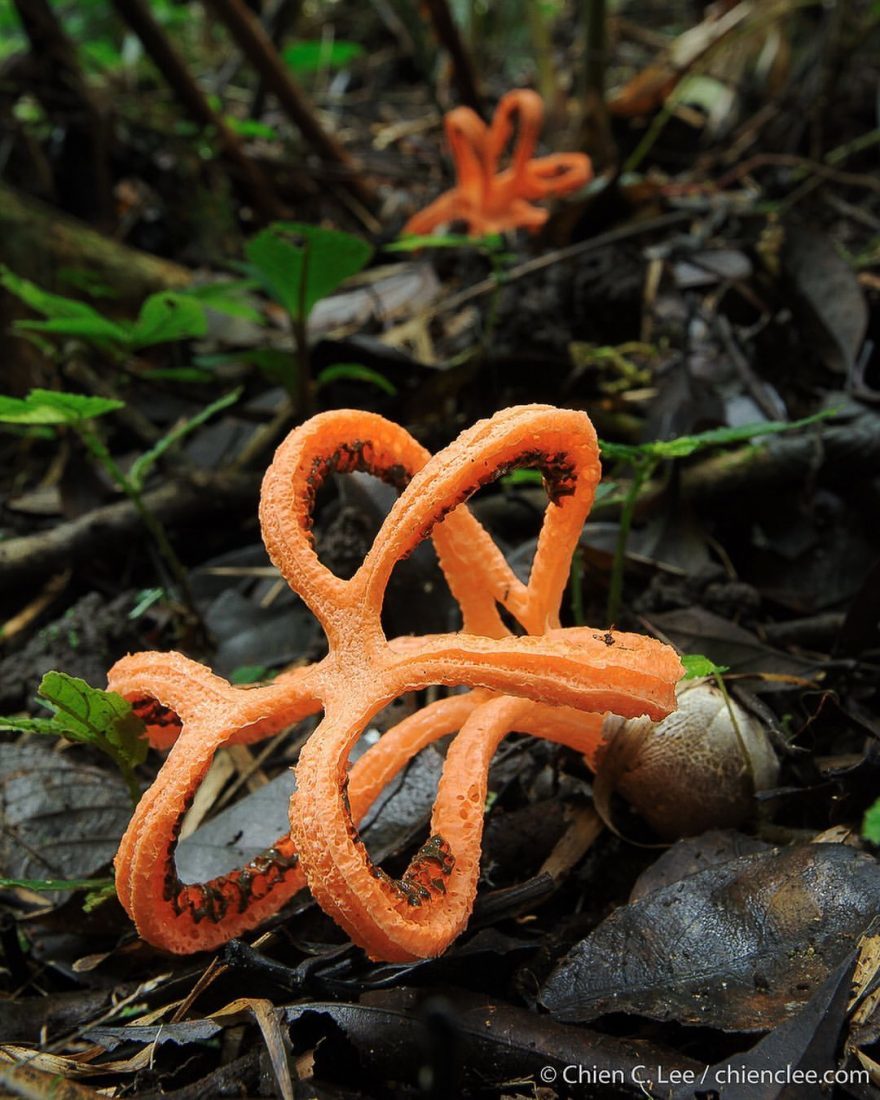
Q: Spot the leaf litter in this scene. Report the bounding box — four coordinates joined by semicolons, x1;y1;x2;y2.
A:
3;1;880;1095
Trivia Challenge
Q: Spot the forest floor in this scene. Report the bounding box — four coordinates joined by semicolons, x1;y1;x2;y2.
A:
2;2;880;1097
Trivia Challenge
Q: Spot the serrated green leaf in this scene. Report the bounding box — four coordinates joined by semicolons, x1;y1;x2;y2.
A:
282;39;363;74
38;671;147;766
681;653;731;679
0;389;124;425
0;673;147;804
863;799;880;845
316;363;397;396
129;291;208;348
244;221;373;321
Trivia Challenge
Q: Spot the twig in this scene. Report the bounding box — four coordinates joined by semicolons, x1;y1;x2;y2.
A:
714;315;782;422
428;210;694;317
204;0;376;209
712;152;880;196
0;470;260;588
423;0;481;113
108;0;281;219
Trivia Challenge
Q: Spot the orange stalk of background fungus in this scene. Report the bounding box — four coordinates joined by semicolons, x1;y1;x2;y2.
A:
404;90;593;237
109;405;682;960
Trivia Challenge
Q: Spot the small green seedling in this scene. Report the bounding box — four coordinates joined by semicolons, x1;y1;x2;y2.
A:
0;672;148;805
600;408;839;624
242;220;374;407
1;266;208;353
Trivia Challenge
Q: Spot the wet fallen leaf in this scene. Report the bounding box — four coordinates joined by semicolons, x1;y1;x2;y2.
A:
628;830;772;902
670;952;859;1100
540;843;880;1030
642;607;819;677
0;743;130;894
781;225;868;376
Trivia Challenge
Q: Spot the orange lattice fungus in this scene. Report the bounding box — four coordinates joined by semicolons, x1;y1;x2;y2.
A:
109;405;682;961
404;90;593;237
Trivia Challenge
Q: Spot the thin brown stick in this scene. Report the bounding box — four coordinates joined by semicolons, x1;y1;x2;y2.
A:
108;0;281;219
204;0;375;208
423;0;481;114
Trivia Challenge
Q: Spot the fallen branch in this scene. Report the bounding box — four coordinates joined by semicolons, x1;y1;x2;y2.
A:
0;182;191;302
0;471;260;588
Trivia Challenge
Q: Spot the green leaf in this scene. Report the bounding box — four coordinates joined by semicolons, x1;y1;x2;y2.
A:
600;408;839;464
128;387;241;490
0;672;147;804
681;653;731;680
128;587;164;619
316;363;397;396
82;880;118;911
244;221;373;321
0;265;108;320
224;115;279;140
230;664;271;684
282;39;363;74
502;468;544;487
863;799;880;845
184;279;264;323
0;389;124;425
0;876;115;892
388;232;505;252
15;315;130;343
129;291;208;348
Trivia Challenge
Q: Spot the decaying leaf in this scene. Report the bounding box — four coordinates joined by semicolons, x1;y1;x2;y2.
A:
781;226;868;376
0;743;131;895
540;843;880;1030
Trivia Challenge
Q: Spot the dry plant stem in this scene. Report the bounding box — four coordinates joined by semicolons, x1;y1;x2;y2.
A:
0;182;190;303
0;470;259;587
204;0;375;209
108;0;280;219
422;0;481;114
109;407;682;960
